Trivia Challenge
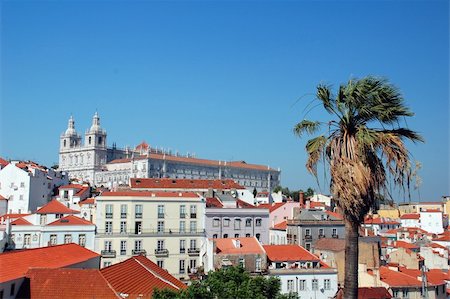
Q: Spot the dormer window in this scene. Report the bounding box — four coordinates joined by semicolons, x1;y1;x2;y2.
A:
55;214;63;219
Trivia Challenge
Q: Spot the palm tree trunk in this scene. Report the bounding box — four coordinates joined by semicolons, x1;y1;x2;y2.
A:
343;218;359;299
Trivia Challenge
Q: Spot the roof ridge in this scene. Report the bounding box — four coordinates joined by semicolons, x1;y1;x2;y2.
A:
133;257;182;291
98;269;123;298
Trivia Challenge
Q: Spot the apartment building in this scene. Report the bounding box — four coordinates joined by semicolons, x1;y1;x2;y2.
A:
94;190;206;281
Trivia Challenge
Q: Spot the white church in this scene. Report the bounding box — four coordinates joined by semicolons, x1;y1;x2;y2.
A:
59;113;281;191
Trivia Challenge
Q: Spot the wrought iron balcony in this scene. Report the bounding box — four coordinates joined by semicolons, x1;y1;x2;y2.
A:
96;228;205;237
188;248;200;256
101;250;116;258
304;235;312;240
132;249;147;256
332;234;339;238
155;249;169;257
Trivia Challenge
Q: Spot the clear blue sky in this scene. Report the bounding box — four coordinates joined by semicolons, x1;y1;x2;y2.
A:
1;0;448;201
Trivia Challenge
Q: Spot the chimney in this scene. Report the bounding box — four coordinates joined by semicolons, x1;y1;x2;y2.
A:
299;191;305;207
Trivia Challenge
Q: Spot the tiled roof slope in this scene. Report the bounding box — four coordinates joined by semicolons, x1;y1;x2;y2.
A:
100;255;186;298
100;191;199;198
47;215;94;226
380;266;423;287
272;220;287;230
314;238;346;252
0;243;99;283
257;202;285;213
335;287;392;299
130;178;245;190
25;268;119;299
263;245;320;262
215;237;265;255
36;199;80;214
10;217;32;225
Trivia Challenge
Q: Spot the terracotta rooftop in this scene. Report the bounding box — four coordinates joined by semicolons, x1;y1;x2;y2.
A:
47;215;94;226
335;287;392;299
0;194;7;201
272;220;287;230
25;268;119;299
130;178;245;190
398;268;448;286
364;216;400;225
257;202;285;213
215;237;265;255
325;210;343;220
10;217;32;226
79;197;95;205
314;238;346;252
100;191;200;198
36;199;80;215
392;241;419;250
433;231;450;242
206;197;224;208
263;244;320;262
100;255;186;298
400;213;420;220
0;243;99;283
379;266;422;287
421;209;442;213
0;157;9;168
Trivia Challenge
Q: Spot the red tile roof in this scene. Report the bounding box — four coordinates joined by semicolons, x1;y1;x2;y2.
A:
36;199;80;214
59;184;85;190
398;268;448;286
400;213;420;220
379;266;423;287
263;245;320;262
100;191;200;198
0;243;99;283
335;287;392;299
0;213;31;223
215;237;265;255
364;216;400;225
10;217;32;225
131;178;245;190
236;198;255;208
0;157;9;168
26;268;119;299
100;255;186;298
421;209;442;213
135;141;149;151
47;215;94;226
314;238;346;252
310;201;326;208
206;197;224;208
325;210;343;220
433;232;450;242
272;220;287;230
392;241;419;250
257;202;285;213
79;197;95;205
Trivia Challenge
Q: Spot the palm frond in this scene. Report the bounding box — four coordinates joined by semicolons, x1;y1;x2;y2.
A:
305;136;327;176
293;120;322;138
316;85;336;115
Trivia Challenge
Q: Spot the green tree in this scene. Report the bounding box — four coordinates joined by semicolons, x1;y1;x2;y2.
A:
293;77;422;298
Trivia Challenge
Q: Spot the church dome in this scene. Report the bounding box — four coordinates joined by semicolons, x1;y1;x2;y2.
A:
65;116;77;135
89;112;102;133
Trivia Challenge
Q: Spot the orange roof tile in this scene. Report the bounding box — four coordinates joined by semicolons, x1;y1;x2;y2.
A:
421;209;442;213
257;202;285;213
206;197;223;208
100;255;186;298
0;194;7;201
131;178;245;190
0;157;9;168
26;268;119;299
272;220;287;230
47;215;94;226
0;213;31;222
325;210;343;220
79;197;95;205
335;287;392;299
100;191;200;198
236;198;255;208
215;237;265;255
10;217;32;225
379;266;422;287
315;238;346;251
58;184;85;190
364;217;400;225
263;245;320;262
400;213;420;220
0;243;99;283
135;141;149;151
398;268;448;286
36;199;80;214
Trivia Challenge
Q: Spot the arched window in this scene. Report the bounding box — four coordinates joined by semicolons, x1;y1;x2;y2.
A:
63;140;66;147
98;136;102;145
88;136;91;145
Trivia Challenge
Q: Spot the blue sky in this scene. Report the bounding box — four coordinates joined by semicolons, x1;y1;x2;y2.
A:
1;0;448;201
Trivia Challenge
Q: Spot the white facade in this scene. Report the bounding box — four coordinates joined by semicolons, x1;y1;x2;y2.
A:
269;228;287;245
420;246;449;270
309;194;332;207
0;162;68;214
420;210;444;234
400;217;420;228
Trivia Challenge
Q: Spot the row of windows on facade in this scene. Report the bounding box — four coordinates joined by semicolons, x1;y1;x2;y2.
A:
102;258;198;274
212;233;261;240
392;286;446;298
1;181;52;191
286;279;332;292
212;218;263;228
288;228;339;237
11;233;86;247
104;220;199;234
63;136;103;148
105;204;197;219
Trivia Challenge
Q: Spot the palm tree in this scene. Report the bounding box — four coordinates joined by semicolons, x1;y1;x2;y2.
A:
293;77;423;299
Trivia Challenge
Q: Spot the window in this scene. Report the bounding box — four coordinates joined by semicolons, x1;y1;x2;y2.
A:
180;240;186;253
312;279;318;291
135;204;143;218
190;239;197;250
332;228;337;236
56;213;63;219
256;233;260;241
40;214;47;225
180;205;186;218
19;195;23;200
105;204;113;218
234;219;241;230
104;241;112;251
239;258;245;267
105;221;112;234
305;229;311;236
245;218;252;227
393;290;399;298
24;234;31;246
78;234;86;247
135;221;142;234
120;221;127;234
179;260;186;273
120;204;127;218
223;218;230;227
324;279;331;290
287;280;294;292
213;234;218;239
190;221;197;233
190;205;197;218
190;259;197;270
134;240;142;251
157;260;164;268
213;218;220;227
319;228;324;236
305;243;311;251
223;234;228;238
255;218;262;226
157;240;165;251
403;289;408;297
234;234;239;238
256;257;262;271
299;280;306;290
245;233;251;237
50;234;57;245
10;283;15;296
120;241;127;255
103;261;112;267
158;205;165;218
20;182;25;188
157;221;165;233
180;221;186;233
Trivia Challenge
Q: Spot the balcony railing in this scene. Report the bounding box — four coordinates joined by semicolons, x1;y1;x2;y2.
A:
121;213;127;218
180;248;186;254
158;213;165;218
304;235;312;240
135;213;142;219
332;234;339;238
132;249;147;256
96;229;206;236
188;248;200;256
155;249;169;257
180;213;186;219
105;213;113;219
190;213;197;219
101;250;116;258
318;234;325;239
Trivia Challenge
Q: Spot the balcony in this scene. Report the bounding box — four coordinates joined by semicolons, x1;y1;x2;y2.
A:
318;234;325;239
180;248;186;254
132;249;147;256
188;248;200;256
190;213;197;219
101;250;116;258
105;213;113;219
135;213;142;219
304;235;312;240
96;228;206;237
121;213;127;219
155;249;169;257
332;234;339;239
158;213;165;219
180;213;186;219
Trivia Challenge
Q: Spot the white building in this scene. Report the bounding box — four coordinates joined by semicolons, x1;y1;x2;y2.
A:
58;114;281;192
264;244;338;298
7;199;95;251
420;209;444;234
400;213;421;228
269;221;287;245
0;161;69;214
55;184;90;210
94;190;206;281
